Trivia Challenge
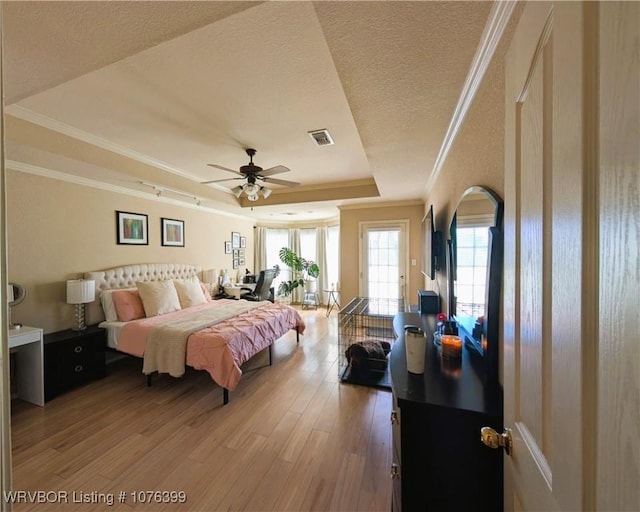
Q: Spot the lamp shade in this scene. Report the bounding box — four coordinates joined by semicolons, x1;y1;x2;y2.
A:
66;279;95;304
202;269;218;283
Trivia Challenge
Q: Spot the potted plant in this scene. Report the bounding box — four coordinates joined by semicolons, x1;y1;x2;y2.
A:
276;247;320;298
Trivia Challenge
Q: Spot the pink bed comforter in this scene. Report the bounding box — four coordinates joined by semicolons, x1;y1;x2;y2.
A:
117;299;305;391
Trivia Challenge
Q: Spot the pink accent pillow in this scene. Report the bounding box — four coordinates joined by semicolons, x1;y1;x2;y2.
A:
200;282;213;301
112;289;146;322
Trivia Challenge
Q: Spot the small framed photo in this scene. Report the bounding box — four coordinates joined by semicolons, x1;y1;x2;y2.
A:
161;218;185;247
232;259;239;269
238;258;245;267
116;211;148;245
240;236;246;248
239;249;245;258
232;232;241;248
225;241;232;254
233;249;240;258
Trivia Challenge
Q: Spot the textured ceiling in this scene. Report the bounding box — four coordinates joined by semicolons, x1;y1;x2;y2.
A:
2;1;494;222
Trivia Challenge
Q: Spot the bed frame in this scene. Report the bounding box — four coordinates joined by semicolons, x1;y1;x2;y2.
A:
85;263;300;405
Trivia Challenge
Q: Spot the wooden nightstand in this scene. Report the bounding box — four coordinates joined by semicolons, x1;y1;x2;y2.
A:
44;325;106;401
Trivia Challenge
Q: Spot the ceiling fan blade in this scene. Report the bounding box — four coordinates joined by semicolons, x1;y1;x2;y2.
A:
201;177;244;184
259;165;290;177
261;176;301;187
207;164;243;176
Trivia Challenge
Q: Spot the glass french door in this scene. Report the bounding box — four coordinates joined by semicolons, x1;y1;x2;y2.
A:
360;221;407;300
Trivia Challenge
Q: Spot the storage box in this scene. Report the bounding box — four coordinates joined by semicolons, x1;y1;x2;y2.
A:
418;290;440;315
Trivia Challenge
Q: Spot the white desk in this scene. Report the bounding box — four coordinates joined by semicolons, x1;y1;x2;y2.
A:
224;283;256;299
9;326;44;406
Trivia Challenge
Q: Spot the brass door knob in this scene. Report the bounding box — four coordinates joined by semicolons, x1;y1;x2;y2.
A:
480;427;513;455
390;410;399;425
390;463;400;479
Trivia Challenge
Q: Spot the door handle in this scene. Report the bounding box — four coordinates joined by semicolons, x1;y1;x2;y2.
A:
480;427;513;455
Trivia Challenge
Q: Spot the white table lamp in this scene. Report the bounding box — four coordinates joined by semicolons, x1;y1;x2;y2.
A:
202;269;219;295
66;279;95;331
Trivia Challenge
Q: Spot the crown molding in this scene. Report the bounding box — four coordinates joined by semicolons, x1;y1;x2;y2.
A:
424;0;517;194
256;217;340;229
6;159;253;221
5;105;227;194
338;199;423;211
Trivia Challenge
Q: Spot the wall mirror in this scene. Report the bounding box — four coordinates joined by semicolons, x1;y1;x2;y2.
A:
8;282;27;329
447;186;503;381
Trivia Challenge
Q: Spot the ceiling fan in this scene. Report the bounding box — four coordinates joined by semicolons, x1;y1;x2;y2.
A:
202;148;300;201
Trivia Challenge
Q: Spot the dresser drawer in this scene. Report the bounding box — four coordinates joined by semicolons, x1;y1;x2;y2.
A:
44;326;106;401
391;405;401;464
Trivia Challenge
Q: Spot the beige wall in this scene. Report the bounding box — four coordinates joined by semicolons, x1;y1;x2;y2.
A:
422;14;516;313
7;171;255;333
338;203;424;308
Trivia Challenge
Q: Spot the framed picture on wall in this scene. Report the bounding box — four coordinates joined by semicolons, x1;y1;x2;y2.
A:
240;236;246;248
239;249;245;258
232;259;239;269
232;232;241;248
238;258;245;267
161;218;185;247
225;241;232;254
233;249;240;258
116;211;148;245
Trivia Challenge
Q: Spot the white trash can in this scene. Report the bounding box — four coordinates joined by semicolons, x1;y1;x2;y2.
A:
405;326;426;374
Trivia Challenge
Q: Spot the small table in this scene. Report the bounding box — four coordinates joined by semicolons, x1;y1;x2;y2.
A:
325;289;341;316
9;326;44;406
302;291;320;310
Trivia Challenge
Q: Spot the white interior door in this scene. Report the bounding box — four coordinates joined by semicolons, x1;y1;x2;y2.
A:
359;221;407;300
503;2;594;510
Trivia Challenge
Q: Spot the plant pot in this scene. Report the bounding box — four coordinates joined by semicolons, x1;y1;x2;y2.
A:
304;279;317;293
277;293;292;305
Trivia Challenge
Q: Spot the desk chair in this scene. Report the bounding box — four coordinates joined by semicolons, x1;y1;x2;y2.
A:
241;269;275;302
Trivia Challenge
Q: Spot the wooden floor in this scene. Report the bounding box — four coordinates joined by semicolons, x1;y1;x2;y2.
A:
10;308;393;512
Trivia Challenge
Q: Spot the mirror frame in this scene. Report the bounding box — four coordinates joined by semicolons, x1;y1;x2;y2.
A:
447;186;503;382
8;283;26;308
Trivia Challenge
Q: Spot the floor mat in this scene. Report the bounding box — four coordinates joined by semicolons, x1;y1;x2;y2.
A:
340;362;392;390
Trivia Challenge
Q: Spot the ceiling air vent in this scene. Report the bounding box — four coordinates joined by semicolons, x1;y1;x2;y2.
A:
308;129;334;147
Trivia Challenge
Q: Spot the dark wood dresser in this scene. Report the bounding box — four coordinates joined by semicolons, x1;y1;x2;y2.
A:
44;325;106;401
390;313;503;512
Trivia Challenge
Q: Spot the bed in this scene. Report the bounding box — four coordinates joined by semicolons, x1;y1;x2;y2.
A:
85;263;305;404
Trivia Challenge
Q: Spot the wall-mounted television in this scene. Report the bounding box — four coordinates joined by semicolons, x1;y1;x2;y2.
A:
421;205;442;280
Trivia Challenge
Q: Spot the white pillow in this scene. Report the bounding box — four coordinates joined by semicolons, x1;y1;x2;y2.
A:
100;288;137;322
173;278;207;308
135;280;181;317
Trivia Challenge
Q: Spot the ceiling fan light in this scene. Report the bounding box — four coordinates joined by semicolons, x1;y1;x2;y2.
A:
261;187;272;199
247;193;259;202
245;183;259;196
231;185;244;198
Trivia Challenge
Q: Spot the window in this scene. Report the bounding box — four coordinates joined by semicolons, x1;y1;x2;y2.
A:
365;228;401;299
455;226;489;316
263;224;340;300
265;228;288;294
327;225;339;290
300;228;317;264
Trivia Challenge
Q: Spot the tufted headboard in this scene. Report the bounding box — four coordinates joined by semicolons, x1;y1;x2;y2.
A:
85;263;202;298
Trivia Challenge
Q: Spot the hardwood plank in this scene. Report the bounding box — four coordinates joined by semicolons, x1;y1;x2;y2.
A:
10;309;393;512
272;429;330;511
327;452;367;512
